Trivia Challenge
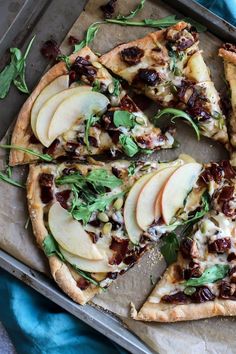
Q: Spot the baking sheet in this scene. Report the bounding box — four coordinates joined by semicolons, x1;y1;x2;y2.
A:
0;0;235;353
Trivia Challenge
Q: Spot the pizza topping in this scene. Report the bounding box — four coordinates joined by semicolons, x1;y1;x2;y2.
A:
29;134;40;144
88;232;100;244
227;252;236;262
41;40;60;60
208;237;231;254
120;94;138;112
100;0;117;18
219;281;236;299
222;43;236;53
120;46;144;65
166;25;198;52
43;139;60;156
162;291;189;304
218;186;234;202
69;56;97;84
180;237;199;259
134;68;160;86
55;190;71;209
77;277;90;290
190;286;215;303
219;160;236;179
183;261;203;280
229;266;236;283
39;173;54;204
109;236;129;265
222;200;236;218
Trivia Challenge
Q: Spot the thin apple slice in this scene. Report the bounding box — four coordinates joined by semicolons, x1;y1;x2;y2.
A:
59;246;118;273
36;86;91;147
48;202;103;260
161;163;202;225
136;166;179;230
31;75;69;137
48;92;109;142
124;172;155;244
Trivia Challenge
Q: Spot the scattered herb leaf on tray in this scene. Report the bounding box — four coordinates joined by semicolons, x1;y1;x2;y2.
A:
0;144;53;162
116;0;146;20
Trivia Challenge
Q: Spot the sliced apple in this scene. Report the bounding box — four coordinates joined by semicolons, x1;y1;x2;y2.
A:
48;202;103;260
31;75;69;137
124;172;155;244
185;51;210;82
59;247;118;273
35;86;91;147
161;163;202;225
48;92;109;142
136;166;179;230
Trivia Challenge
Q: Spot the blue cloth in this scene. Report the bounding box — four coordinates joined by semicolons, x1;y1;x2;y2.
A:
0;1;235;354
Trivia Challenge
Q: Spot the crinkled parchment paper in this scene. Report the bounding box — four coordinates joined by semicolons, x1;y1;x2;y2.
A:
0;1;235;353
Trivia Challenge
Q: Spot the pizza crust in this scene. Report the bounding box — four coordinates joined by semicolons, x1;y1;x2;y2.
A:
26;164;100;305
10;47;98;166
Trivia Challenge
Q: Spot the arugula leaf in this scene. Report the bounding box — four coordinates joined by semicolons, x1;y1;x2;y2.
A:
86;168;122;189
153;108;200;141
113;110;135;128
116;0;146;20
185;264;229;287
160;232;179;265
74;23;100;53
0;52;18;99
43;234;101;286
92;80;101;92
127;161;136;176
112;78;120;97
119;134;139;157
0;171;25;188
106;15;180;28
72;191;124;225
5;166;12;178
84;115;100;151
56;54;71;70
0;144;53;162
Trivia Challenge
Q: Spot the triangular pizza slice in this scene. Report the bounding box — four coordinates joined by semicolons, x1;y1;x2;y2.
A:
27;155;209;304
9;47;175;166
219;43;236;166
100;21;228;145
131;160;236;322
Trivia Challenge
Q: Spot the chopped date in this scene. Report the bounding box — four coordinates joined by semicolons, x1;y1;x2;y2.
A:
29;134;40;144
180;238;198;259
210;163;224;184
39;173;54;204
162;291;189;304
43;139;60;156
88;136;99;148
120;46;144;65
89;232;99;244
109;236;129;265
120;95;138;112
222;43;236;53
69;56;97;84
88;219;101;227
219;160;236;179
100;112;114;130
227;252;236;262
41;40;60;60
39;173;54;188
222;200;236;218
219;281;236;299
131;93;152;111
123;246;146;266
218;186;234;202
100;0;117;18
134;68;160;86
208;237;231;254
111;166;122;178
55;190;71;209
108;130;121;144
229;266;236;283
191;286;215;303
77;277;90;290
183;262;202;280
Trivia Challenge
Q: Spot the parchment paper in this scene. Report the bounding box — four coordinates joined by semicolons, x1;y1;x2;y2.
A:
0;1;235;353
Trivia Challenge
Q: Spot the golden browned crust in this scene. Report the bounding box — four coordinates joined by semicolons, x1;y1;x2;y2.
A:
131;298;236;322
10;47;98;166
219;47;236;66
26;164;100;305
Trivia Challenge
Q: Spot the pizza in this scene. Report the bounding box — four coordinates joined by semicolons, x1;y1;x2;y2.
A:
100;21;228;144
131;160;236;322
219;43;236;166
27;155;210;304
9;46;175;166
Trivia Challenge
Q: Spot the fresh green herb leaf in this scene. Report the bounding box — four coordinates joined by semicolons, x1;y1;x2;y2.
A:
112;78;120;97
153;108;200;141
184;286;196;295
13;36;36;94
141;148;153;155
119;134;139;157
72;191;124;225
84;115;100;151
43;234;101;287
86;168;122;189
0;144;53;162
74;22;100;52
185;264;229;287
160;232;179;265
56;54;71;70
92;79;101;92
5;166;12;178
116;0;146;20
113;110;135;128
0;53;18;99
0;171;25;188
127;161;136;176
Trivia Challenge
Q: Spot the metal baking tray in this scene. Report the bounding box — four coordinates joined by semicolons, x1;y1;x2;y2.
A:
0;1;235;353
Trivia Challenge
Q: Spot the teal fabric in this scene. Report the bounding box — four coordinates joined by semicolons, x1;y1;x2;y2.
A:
0;1;235;354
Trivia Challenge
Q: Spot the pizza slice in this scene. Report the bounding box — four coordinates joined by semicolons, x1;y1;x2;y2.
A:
9;47;175;166
219;43;236;166
100;21;228;144
131;160;236;322
27;155;207;304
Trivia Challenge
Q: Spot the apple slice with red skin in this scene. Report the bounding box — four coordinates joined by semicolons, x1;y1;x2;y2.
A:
136;166;179;230
161;162;202;225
